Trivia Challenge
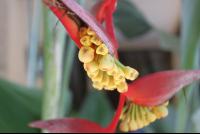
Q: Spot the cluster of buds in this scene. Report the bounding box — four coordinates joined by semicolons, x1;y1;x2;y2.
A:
78;27;139;93
119;101;169;132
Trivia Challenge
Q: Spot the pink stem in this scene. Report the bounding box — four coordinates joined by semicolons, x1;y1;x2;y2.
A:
104;94;125;133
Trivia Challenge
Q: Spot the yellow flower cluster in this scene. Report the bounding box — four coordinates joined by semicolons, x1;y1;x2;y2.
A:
78;27;139;92
119;101;169;132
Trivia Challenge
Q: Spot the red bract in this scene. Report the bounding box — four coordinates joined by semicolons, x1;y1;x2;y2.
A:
29;94;125;133
29;118;104;133
44;0;117;55
123;70;200;106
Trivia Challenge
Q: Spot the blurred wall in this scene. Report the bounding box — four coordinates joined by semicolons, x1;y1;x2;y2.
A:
0;0;27;85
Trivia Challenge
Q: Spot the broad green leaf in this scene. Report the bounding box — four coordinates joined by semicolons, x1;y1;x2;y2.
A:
154;29;180;52
113;0;151;39
79;90;114;127
176;0;200;133
0;78;41;133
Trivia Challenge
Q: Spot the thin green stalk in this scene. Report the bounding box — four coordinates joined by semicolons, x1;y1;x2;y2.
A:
176;0;200;132
42;4;59;122
28;0;41;87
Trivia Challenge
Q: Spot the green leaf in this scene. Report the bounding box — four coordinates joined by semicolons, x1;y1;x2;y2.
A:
113;0;151;39
78;90;114;127
176;0;200;133
154;29;180;52
0;78;41;133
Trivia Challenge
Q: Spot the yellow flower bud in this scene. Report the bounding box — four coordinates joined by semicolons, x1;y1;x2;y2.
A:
100;73;110;87
79;27;87;38
117;82;128;93
163;101;169;106
80;35;92;47
114;77;126;85
141;116;150;127
91;35;102;46
92;70;103;84
99;54;115;71
146;112;156;123
93;82;103;90
152;106;168;118
84;60;99;73
119;121;129;132
78;47;94;63
96;44;109;55
87;27;95;35
123;66;139;80
135;118;143;129
107;64;119;75
129;120;138;131
87;70;99;78
105;76;117;90
113;67;125;80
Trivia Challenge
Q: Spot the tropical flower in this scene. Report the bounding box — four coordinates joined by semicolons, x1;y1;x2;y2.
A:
29;0;200;133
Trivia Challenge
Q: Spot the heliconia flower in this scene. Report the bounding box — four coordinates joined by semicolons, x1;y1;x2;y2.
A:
29;0;200;133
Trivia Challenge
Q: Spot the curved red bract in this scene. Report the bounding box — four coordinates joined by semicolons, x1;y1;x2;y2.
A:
29;118;105;133
60;0;117;55
43;0;83;48
43;0;118;55
123;70;200;106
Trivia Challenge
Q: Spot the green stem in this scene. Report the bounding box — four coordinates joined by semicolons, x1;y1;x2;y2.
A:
131;104;135;120
42;2;59;124
114;56;124;68
135;105;139;120
125;104;132;121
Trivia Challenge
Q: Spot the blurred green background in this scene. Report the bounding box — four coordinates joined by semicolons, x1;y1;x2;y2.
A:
0;0;200;133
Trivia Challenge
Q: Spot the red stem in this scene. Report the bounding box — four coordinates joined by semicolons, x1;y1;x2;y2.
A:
104;94;125;133
105;0;118;49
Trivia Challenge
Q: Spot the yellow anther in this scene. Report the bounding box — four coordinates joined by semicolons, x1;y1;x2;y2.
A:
117;82;128;93
105;76;117;90
135;118;143;129
87;27;95;35
107;64;119;75
84;60;99;73
113;67;125;80
114;77;126;85
80;35;92;47
79;27;88;38
91;35;102;46
146;112;156;123
129;120;138;131
163;101;169;106
123;66;139;80
100;73;110;87
99;54;115;71
152;106;168;119
92;70;103;84
96;44;109;55
78;47;94;63
119;121;129;132
87;70;99;78
93;82;103;90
